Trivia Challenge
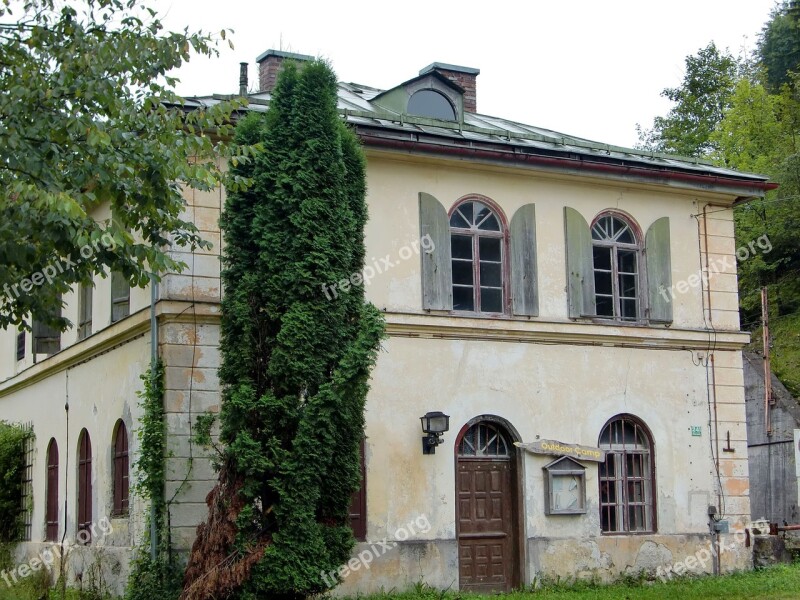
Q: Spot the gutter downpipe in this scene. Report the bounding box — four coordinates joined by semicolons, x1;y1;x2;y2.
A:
150;274;158;562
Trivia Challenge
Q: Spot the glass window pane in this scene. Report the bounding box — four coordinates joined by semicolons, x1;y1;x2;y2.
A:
480;287;502;313
478;214;500;231
479;262;502;287
621;298;638;319
453;286;474;312
593;246;612;271
452;260;474;285
451;235;473;259
458;202;474;225
594;271;613;295
450;211;469;228
479;237;501;262
474;203;490;225
617;227;635;244
620;274;637;297
618;249;637;274
596;295;614;317
407;89;456;120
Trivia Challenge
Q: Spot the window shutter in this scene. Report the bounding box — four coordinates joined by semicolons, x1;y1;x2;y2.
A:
46;440;59;542
564;207;595;318
419;192;453;310
645;217;673;324
510;203;538;316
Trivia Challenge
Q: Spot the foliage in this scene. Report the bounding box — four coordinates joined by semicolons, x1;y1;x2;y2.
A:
759;1;800;91
0;422;30;542
636;42;741;157
126;360;182;600
711;76;800;320
0;0;253;331
181;59;385;600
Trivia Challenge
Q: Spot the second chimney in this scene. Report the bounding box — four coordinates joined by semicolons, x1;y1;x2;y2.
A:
256;49;314;93
419;62;480;113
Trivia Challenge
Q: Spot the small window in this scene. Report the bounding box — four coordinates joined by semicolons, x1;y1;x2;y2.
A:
450;199;507;314
112;421;129;517
16;331;25;361
348;437;367;541
20;426;34;541
77;429;93;543
78;283;93;340
598;415;655;533
111;272;130;323
591;213;642;321
408;89;456;120
46;439;59;542
32;297;61;356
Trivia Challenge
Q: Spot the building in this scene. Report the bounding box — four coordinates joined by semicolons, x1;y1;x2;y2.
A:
0;50;776;595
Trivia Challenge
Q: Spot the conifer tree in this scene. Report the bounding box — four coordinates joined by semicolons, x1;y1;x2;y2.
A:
181;60;384;600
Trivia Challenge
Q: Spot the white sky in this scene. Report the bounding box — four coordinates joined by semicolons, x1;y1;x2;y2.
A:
158;0;776;148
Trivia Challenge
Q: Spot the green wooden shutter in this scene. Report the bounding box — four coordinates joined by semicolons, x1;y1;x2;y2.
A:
419;192;453;310
510;203;538;316
645;217;673;324
564;207;595;318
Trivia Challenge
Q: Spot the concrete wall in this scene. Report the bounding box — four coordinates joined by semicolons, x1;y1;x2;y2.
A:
744;352;800;523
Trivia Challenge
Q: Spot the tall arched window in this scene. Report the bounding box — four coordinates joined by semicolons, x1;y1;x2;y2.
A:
112;420;129;517
598;415;655;533
77;429;92;543
450;199;507;314
591;212;642;320
45;439;59;542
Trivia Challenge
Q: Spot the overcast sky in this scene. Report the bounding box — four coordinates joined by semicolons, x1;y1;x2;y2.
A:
159;0;776;148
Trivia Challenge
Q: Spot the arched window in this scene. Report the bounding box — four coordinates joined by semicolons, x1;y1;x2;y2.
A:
408;89;456;120
77;429;92;543
45;439;59;542
591;212;642;320
458;422;511;457
112;420;129;517
450;199;506;314
598;415;655;533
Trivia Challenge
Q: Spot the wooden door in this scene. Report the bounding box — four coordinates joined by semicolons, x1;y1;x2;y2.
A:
457;421;518;592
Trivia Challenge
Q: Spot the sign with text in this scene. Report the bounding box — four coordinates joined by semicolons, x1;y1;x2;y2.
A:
515;439;605;463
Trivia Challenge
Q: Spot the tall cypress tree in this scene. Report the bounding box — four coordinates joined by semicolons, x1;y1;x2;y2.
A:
181;60;384;600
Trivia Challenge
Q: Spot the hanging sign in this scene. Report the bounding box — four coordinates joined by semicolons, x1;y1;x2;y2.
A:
514;439;605;463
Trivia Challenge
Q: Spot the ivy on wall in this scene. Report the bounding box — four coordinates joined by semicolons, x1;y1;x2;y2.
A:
0;421;31;543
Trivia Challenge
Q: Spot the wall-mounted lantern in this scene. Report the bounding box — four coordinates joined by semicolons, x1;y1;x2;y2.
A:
420;411;450;454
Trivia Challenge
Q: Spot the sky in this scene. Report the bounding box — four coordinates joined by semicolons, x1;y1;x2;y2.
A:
158;0;777;148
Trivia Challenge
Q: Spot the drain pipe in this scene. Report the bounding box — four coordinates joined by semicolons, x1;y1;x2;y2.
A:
149;274;159;562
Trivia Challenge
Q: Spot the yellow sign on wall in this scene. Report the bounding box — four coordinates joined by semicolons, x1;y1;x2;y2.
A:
515;439;605;463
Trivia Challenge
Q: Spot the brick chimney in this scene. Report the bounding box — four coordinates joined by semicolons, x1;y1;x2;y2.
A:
256;49;314;93
419;62;480;113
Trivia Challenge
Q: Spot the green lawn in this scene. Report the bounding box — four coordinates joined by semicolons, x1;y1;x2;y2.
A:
345;564;800;600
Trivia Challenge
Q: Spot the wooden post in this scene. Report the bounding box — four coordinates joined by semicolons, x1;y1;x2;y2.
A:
762;286;772;436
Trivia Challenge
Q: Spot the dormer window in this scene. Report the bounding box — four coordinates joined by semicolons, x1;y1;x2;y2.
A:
408;89;456;120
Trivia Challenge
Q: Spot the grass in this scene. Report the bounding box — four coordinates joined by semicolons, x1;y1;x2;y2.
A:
343;563;800;600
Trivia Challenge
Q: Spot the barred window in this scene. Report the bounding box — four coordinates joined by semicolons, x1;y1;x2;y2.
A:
598;415;655;533
20;425;34;541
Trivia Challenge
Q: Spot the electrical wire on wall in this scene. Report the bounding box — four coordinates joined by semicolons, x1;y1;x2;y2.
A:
692;205;726;519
